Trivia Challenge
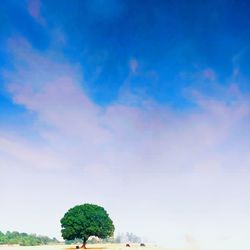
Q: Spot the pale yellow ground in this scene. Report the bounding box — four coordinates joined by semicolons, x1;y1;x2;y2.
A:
0;243;191;250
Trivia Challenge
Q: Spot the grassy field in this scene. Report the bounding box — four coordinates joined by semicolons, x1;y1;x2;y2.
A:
0;243;191;250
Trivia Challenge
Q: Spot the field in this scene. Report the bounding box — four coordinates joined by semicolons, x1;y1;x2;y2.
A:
0;243;191;250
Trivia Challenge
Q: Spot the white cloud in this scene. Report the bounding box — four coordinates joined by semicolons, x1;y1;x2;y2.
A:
1;38;250;249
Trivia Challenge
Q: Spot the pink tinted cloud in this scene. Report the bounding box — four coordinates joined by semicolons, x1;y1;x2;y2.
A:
27;0;45;25
203;68;216;81
6;45;108;145
129;58;138;74
4;38;250;175
2;38;250;249
8;77;101;138
0;134;66;170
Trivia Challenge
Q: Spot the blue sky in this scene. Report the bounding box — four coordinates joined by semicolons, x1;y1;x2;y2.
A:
1;1;250;249
2;0;250;106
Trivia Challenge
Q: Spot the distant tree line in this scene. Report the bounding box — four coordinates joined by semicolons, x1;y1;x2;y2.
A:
0;231;59;246
65;232;142;245
115;232;142;243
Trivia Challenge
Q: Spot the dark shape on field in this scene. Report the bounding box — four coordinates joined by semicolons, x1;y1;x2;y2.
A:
76;246;80;249
126;244;131;247
61;203;115;249
140;243;146;247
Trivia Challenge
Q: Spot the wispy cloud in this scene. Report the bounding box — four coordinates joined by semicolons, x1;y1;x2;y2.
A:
1;37;250;249
27;0;45;25
3;37;250;175
129;58;138;74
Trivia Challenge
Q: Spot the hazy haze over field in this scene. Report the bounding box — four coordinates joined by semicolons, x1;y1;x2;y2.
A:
1;1;250;250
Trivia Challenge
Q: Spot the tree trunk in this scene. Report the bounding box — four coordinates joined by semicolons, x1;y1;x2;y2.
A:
81;238;87;249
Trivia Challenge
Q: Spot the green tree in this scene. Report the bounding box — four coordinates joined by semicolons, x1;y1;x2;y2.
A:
60;203;115;248
0;231;6;244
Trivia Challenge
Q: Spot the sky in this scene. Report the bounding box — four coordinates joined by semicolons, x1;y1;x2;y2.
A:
1;0;250;249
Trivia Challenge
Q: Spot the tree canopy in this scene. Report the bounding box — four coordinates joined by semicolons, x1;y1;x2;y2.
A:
60;203;115;248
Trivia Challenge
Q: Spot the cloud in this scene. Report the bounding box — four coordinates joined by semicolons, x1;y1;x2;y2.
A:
129;58;138;74
3;37;250;175
27;0;45;25
1;38;250;249
0;134;65;170
203;68;216;81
